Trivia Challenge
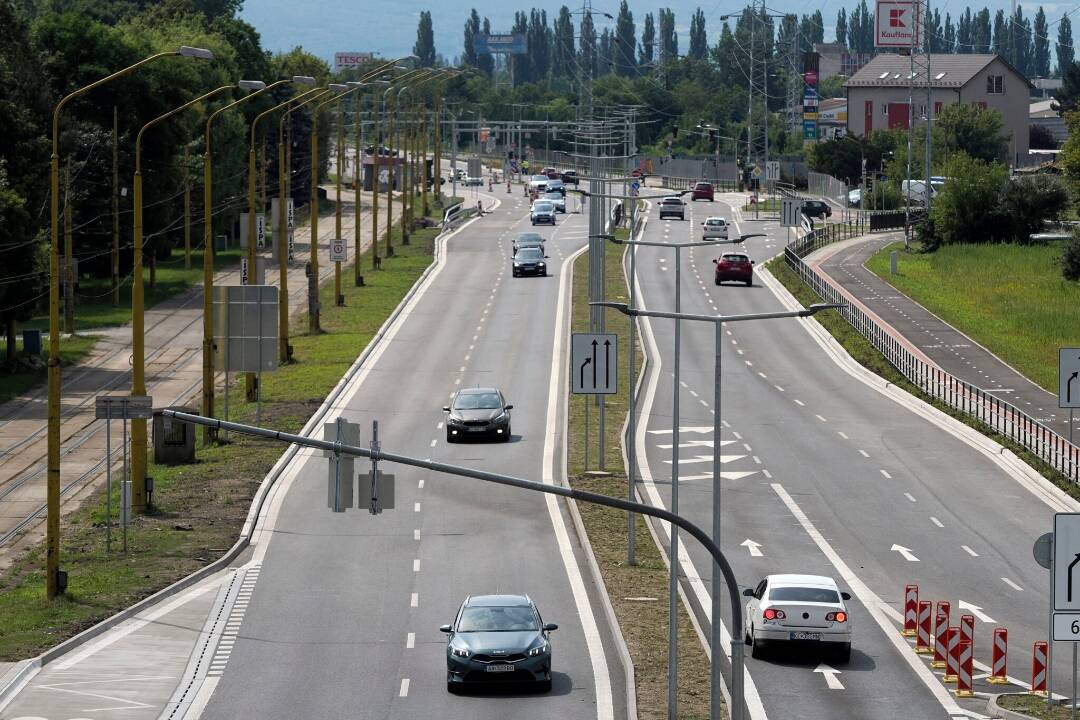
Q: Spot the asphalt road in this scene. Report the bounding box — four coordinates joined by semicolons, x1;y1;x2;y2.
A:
198;190;627;719
630;194;1067;719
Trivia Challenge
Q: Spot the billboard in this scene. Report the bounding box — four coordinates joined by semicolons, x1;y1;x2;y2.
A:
335;52;374;70
475;33;528;55
875;1;920;48
802;53;820;143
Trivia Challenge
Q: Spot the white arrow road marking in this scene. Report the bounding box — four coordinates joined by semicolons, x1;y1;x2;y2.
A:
656;440;736;449
814;664;844;690
647;426;714;435
741;539;764;557
958;600;996;624
664;454;746;465
680;471;759;481
891;544;920;562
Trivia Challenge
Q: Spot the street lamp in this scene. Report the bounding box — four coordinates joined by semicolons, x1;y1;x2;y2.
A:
45;45;213;597
594;300;842;720
379;69;429;258
306;83;349;327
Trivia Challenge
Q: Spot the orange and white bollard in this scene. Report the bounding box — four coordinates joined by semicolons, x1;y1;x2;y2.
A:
932;601;951;668
959;614;975;650
944;627;960;683
955;640;975;697
902;584;919;636
989;628;1008;684
1032;641;1048;696
915;600;933;653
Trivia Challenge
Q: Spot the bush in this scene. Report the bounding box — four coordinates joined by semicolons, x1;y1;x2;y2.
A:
916;216;942;251
929;154;1010;246
1064;230;1080;281
1003;174;1070;243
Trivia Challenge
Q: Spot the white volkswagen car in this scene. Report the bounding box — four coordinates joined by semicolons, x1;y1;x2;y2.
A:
744;574;852;662
701;217;729;240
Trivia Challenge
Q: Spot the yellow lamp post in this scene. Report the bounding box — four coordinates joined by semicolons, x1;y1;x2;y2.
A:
45;45;213;597
130;83;232;511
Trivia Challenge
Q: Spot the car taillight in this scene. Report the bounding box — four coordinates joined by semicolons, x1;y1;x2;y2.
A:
763;608;786;620
826;611;848;623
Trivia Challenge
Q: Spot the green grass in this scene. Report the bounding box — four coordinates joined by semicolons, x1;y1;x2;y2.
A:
997;694;1074;719
865;241;1078;393
767;254;1080;502
0;195;441;660
567;235;714;720
742;197;781;212
0;335;98;405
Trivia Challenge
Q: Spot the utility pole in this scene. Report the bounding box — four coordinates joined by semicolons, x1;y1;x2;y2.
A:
63;161;74;334
184;146;191;270
112;107;120;306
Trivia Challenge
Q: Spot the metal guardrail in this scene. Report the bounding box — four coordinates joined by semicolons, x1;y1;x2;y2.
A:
785;228;1080;484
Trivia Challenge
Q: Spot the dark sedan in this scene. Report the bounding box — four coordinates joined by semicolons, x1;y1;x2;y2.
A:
512;247;548;277
444;388;512;442
442;594;557;693
513;232;545;254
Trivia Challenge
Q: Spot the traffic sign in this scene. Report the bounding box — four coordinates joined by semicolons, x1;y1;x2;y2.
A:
751;165;763;179
95;394;153;420
1059;348;1080;408
766;161;780;181
330;238;347;262
1054;513;1080;610
1053;612;1080;641
1035;532;1053;569
630;180;641;197
324;418;360;512
781;198;800;228
571;333;617;395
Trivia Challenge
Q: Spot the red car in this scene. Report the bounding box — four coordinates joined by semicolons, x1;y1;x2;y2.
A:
691;181;714;201
714;252;754;286
543;167;559;179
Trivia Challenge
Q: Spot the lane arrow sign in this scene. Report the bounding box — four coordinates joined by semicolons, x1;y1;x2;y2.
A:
591;340;598;388
580;357;592;390
604;339;611;387
957;600;995;624
741;539;764;557
814;664;844;690
891;544;920;562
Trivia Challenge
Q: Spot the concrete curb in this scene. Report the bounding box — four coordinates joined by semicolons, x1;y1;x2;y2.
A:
986;693;1044;719
0;204;490;712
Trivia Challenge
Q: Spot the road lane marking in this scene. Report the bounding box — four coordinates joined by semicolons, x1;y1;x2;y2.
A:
407;633;415;648
837;431;848;439
880;469;892;479
762;469;773;478
399;678;410;697
858;449;870;457
904;493;917;502
793;398;804;406
436;422;443;430
429;439;437;447
413;559;420;572
1002;578;1023;591
815;414;828;422
413;529;420;540
962;545;979;557
410;593;418;607
774;385;785;392
930;516;944;527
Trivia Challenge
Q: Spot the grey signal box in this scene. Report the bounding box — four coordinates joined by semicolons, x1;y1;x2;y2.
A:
323;418;359;512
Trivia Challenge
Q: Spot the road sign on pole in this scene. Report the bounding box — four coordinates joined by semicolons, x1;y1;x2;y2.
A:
571;333;617;395
324;418;359;512
1059;349;1080;408
766;161;780;181
781;199;800;228
630;180;641;197
1055;514;1080;611
330;238;347;262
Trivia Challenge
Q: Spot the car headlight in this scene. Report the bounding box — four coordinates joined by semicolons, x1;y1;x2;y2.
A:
451;645;470;658
528;642;549;657
492;410;508;422
514;262;521;267
538;262;546;267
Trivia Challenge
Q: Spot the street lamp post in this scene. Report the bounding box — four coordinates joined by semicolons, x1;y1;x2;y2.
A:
308;84;350;331
45;46;213;597
131;83;232;510
594;300;842;720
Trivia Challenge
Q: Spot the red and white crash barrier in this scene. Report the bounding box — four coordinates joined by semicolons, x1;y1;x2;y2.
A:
932;601;951;668
1032;641;1048;696
989;628;1008;685
955;640;975;698
959;613;975;649
903;584;919;636
916;600;933;653
944;627;960;684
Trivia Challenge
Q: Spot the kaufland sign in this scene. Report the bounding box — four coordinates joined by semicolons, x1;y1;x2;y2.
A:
875;0;920;47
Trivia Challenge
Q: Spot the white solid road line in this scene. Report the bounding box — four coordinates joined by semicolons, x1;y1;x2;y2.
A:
931;516;945;528
771;483;975;718
961;545;979;557
542;241;614;720
399;678;410;697
1001;577;1023;591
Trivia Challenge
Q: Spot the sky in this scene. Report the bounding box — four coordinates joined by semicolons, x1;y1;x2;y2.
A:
241;0;1072;68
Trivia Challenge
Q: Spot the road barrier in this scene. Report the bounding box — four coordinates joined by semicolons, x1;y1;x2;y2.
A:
990;627;1009;684
785;228;1080;487
955;640;975;697
933;601;951;668
960;614;975;650
903;584;919;636
1032;641;1048;695
945;627;960;683
916;600;933;653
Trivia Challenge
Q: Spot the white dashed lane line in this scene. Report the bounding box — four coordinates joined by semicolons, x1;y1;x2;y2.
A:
930;516;944;527
1001;577;1023;591
880;469;892;479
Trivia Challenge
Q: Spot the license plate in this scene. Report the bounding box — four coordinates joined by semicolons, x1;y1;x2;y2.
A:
486;664;515;673
789;631;822;641
468;426;486;432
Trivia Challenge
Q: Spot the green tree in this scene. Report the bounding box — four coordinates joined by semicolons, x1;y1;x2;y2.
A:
463;8;480;69
1033;7;1050;77
639;12;654;66
688;8;707;61
835;8;847;47
1002;174;1069;241
1057;111;1080;198
935;102;1007;162
658;8;677;62
973;8;992;53
929;155;1009;247
1059;16;1075;77
1054;63;1080;116
414;10;435;67
956;9;971;52
943;13;956;52
992;10;1009;60
579;10;596;82
614;0;635;76
553;6;574;80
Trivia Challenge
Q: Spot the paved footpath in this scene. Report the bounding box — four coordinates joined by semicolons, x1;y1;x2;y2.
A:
0;186;402;568
809;231;1078;439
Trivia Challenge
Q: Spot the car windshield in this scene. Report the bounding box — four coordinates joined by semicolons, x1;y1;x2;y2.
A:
532;175;548;182
458;605;539;632
722;255;749;263
544;193;562;201
516;248;543;260
534;202;554;212
517;233;543;243
696;183;711;189
769;586;840;603
454;392;503;410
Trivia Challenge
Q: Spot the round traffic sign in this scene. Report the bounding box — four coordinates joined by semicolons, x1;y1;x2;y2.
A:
1035;532;1053;569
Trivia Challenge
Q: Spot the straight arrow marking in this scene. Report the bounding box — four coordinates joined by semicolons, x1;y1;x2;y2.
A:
741;539;764;557
891;544;920;562
663;454;745;465
814;664;844;690
957;600;995;624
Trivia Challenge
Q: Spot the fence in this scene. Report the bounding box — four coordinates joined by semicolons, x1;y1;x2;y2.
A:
807;171;850;206
785;228;1080;485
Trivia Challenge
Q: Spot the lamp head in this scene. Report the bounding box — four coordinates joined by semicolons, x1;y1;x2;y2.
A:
329;83;349;93
346;81;365;87
179;46;214;60
238;80;266;91
292;75;317;85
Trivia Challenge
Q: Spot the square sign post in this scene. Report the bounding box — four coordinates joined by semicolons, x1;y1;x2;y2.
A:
1053;512;1080;709
571;333;617;472
1059;348;1080;444
95;394;152;553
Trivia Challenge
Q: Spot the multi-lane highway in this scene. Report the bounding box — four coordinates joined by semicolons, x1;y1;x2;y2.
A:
630;191;1069;718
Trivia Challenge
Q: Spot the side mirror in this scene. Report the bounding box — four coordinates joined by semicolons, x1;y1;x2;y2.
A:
751;260;756;265
504;404;514;410
439;624;453;633
442;406;450;412
742;588;756;597
543;623;559;632
841;592;851;601
544;255;550;259
712;259;718;264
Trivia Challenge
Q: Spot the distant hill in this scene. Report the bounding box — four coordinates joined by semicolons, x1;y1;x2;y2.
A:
241;0;1037;68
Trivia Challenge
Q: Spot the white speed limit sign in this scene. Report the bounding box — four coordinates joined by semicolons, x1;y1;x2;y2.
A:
1053;612;1080;641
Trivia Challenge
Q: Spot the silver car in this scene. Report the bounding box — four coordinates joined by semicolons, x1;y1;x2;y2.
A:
543;192;566;213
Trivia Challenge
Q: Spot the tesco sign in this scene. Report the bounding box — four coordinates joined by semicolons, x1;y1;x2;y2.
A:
875;1;920;48
335;52;374;69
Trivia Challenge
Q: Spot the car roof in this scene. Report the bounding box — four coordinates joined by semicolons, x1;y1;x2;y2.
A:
466;594;532;607
457;387;500;395
767;574;839;589
517;232;543;239
705;217;726;222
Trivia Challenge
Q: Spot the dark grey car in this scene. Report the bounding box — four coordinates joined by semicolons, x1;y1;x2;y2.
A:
512;247;548;277
513;232;545;254
442;594;558;693
444;388;512;442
